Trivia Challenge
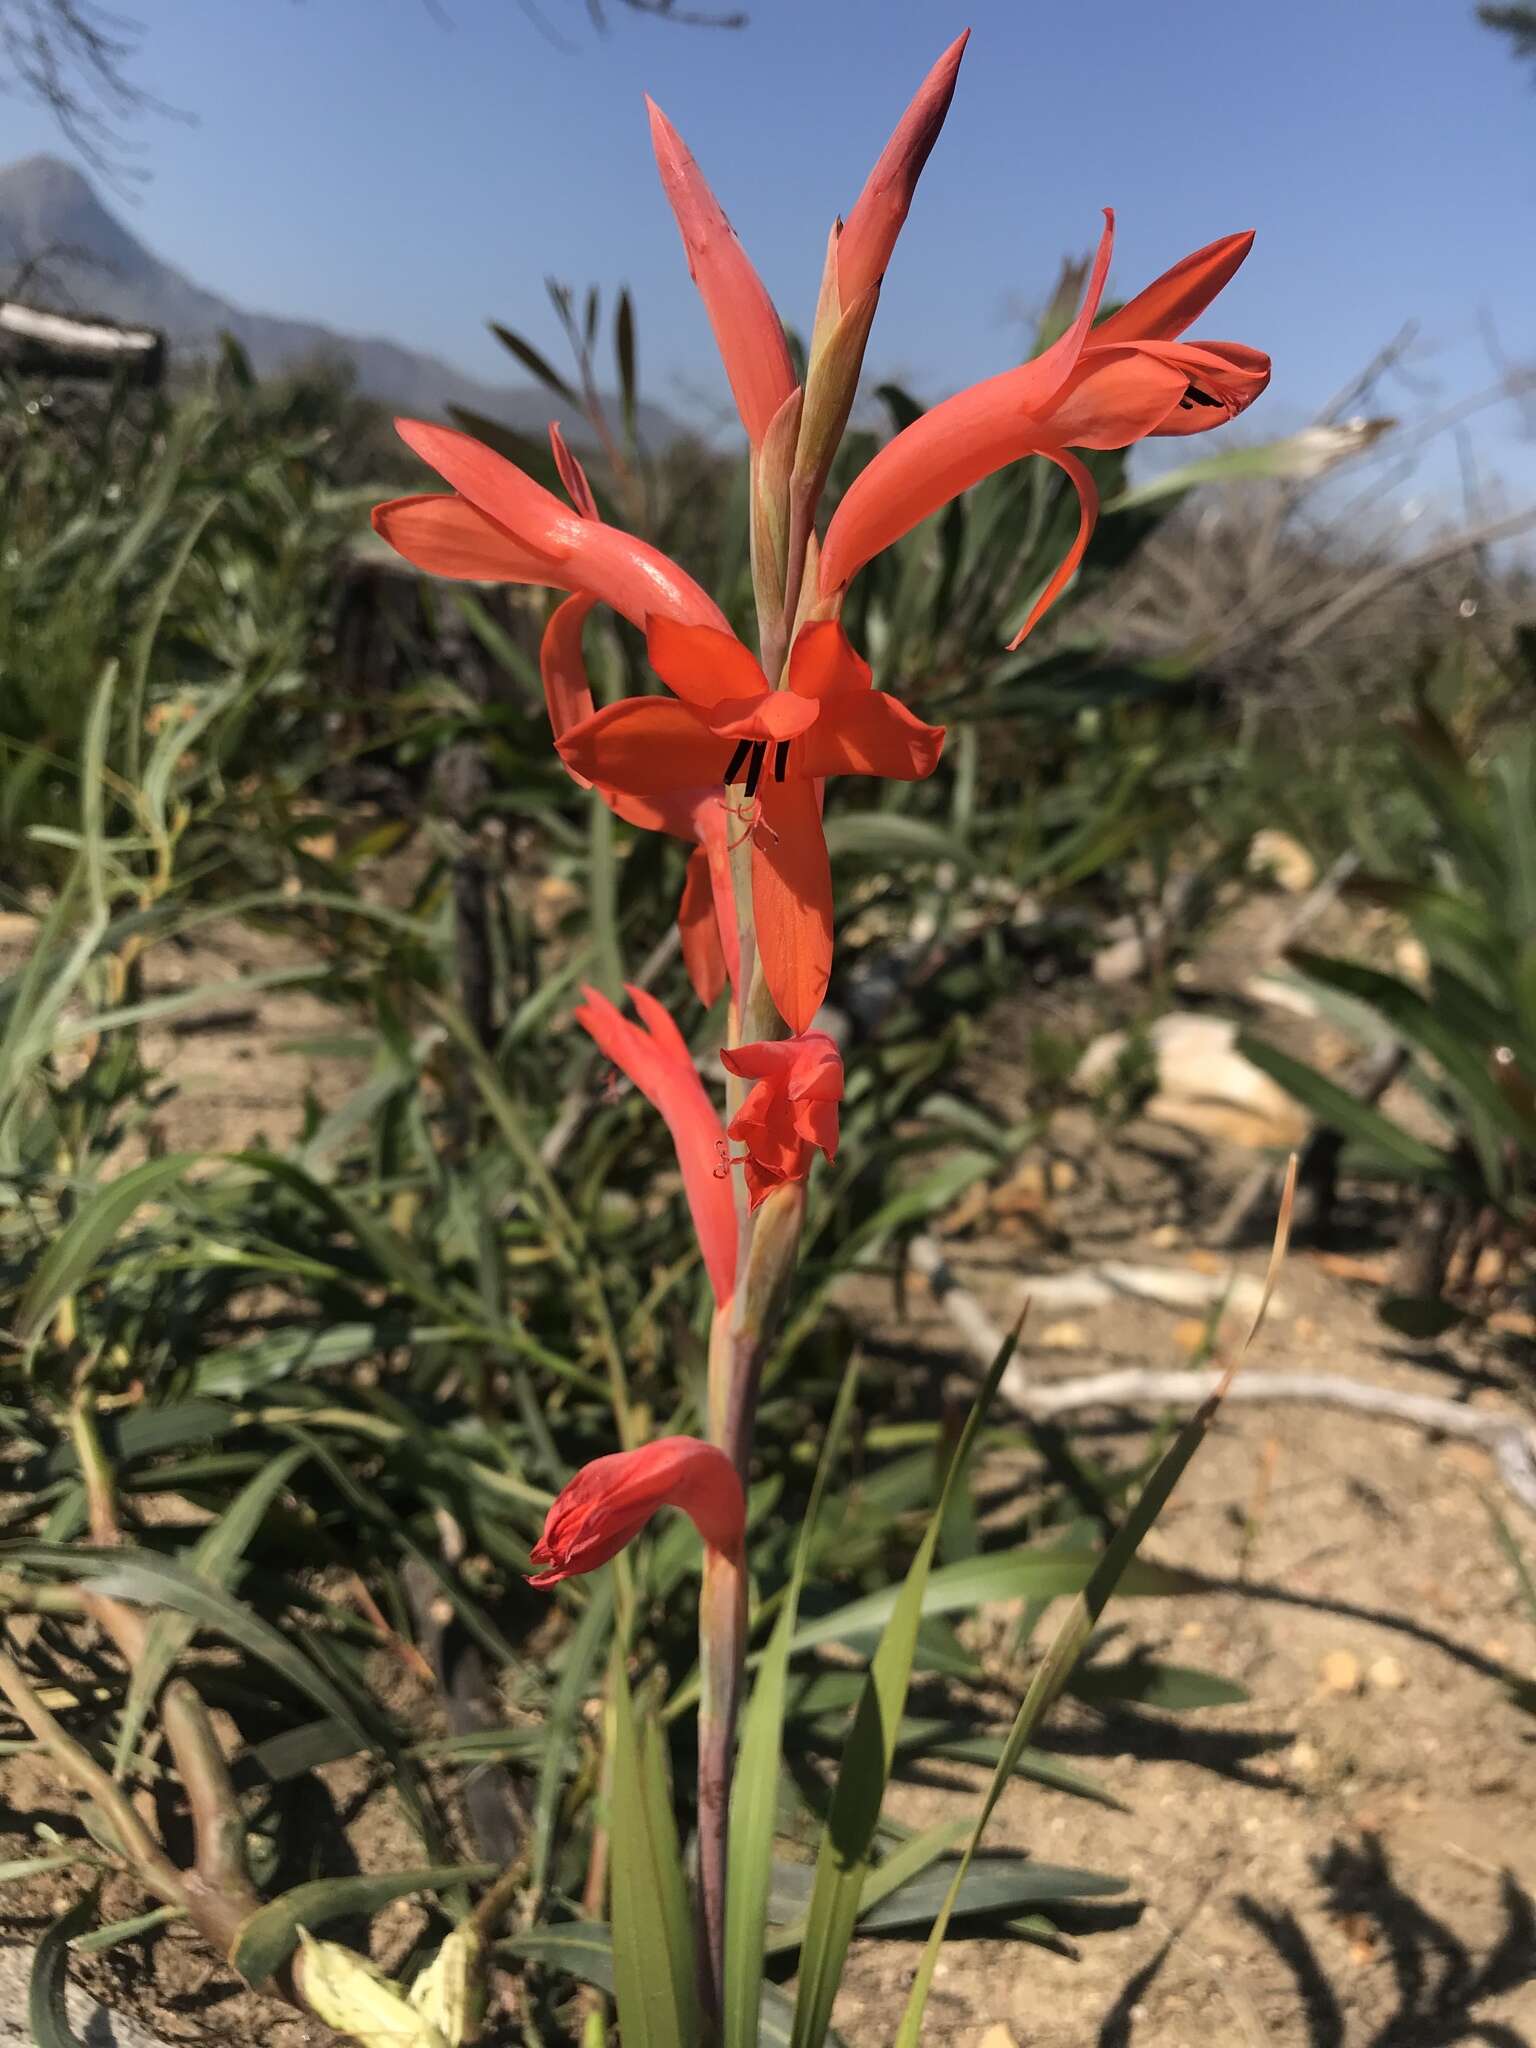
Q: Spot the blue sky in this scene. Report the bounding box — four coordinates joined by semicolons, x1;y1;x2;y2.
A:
7;0;1536;514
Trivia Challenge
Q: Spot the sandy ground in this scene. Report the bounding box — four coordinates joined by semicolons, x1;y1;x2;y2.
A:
3;889;1535;2046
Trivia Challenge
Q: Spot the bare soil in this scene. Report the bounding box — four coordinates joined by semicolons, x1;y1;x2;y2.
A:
4;885;1536;2046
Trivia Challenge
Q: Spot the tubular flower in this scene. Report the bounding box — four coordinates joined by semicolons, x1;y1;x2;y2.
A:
372;418;729;635
818;219;1269;647
836;31;969;310
558;618;945;1034
719;1032;842;1210
533;432;740;1008
573;985;737;1307
529;1437;746;1587
647;98;797;449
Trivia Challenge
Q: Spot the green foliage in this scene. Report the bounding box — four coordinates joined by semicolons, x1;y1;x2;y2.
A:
1245;714;1536;1232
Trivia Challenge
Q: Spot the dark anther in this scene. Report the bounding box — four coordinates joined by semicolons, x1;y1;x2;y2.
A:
1179;383;1222;411
773;740;790;782
723;739;753;786
743;742;767;801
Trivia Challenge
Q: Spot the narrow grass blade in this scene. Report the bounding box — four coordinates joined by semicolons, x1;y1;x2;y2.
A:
531;1575;614;1897
724;1356;861;2048
893;1159;1297;2046
113;1444;313;1774
231;1865;494;1987
28;1886;100;2048
608;1649;698;2048
17;1155;198;1355
788;1324;1022;2048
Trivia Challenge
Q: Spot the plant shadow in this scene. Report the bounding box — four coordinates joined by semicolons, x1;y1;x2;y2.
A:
1096;1833;1536;2046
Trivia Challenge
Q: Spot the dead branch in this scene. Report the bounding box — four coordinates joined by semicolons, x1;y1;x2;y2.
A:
909;1234;1536;1513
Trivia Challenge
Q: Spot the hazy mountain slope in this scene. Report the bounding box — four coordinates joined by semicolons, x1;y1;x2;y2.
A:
0;153;676;438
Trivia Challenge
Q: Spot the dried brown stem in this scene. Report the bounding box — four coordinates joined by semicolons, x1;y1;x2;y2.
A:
0;1644;186;1904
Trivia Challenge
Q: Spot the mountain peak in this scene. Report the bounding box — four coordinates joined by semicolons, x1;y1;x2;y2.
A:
0;152;143;279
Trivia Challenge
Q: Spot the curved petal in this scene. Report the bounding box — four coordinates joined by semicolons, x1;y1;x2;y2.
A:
573;990;736;1306
1006;449;1098;650
707;691;820;742
679;846;728;1008
541;594;598;757
646;616;767;708
372;494;567;585
818;210;1115;594
1092;231;1255;346
572;522;731;633
558;698;729;795
647;98;797;448
1042;345;1191;449
798;691;945;781
752;777;833;1033
395;418;580;553
1137;339;1271;437
787;619;872;701
393;419;727;633
689;794;741;1007
550;422;599;518
837;30;969;306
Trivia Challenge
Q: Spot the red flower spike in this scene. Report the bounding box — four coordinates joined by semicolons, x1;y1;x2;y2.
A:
837;31;969;310
558;619;944;1033
817;219;1268;644
573;985;737;1306
647;98;797;450
719;1031;843;1210
528;1437;745;1587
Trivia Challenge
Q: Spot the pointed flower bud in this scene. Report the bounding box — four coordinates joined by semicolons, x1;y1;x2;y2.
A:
529;1437;746;1587
647;98;797;447
836;31;969;309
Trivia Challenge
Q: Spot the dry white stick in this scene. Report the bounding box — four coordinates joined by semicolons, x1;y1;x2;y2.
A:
909;1234;1536;1513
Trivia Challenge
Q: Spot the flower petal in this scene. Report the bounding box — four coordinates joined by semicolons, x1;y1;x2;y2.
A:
559;698;729;795
393;419;727;632
371;494;566;585
395;418;579;552
798;691;945;781
818;210;1115;593
679;846;728;1008
541;594;598;756
646;616;767;707
1092;231;1255;346
1137;339;1272;437
787;619;872;701
752;777;833;1033
573;988;736;1306
1006;449;1098;650
648;98;797;449
1041;346;1191;449
550;422;599;518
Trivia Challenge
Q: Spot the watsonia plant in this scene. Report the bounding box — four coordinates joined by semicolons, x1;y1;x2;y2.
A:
0;28;1289;2048
367;25;1271;2045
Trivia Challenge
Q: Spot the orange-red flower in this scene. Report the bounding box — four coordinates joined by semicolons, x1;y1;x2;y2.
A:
528;1436;745;1587
818;217;1269;647
573;985;736;1307
558;618;945;1034
719;1031;842;1209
